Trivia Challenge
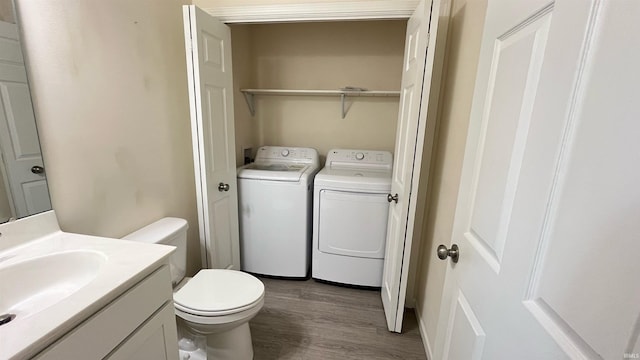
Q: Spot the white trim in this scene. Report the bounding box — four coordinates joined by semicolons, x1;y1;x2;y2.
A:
200;1;419;23
0;150;16;219
415;308;434;359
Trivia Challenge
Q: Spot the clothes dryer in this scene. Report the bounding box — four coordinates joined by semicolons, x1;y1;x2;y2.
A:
312;149;392;287
237;146;319;277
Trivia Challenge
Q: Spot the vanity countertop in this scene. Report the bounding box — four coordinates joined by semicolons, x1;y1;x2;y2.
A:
0;212;175;360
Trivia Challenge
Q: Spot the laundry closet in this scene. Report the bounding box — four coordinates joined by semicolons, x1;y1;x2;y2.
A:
227;20;408;166
185;1;442;335
227;20;410;286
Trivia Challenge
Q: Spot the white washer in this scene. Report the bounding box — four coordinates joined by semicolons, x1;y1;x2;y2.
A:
237;146;319;277
312;149;393;287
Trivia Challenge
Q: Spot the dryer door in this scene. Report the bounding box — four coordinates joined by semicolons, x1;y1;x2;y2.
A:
318;189;388;259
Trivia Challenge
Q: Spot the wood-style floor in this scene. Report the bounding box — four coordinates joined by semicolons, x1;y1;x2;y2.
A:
249;277;427;360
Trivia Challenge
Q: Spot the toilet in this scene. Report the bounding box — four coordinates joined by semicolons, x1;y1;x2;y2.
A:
123;218;264;360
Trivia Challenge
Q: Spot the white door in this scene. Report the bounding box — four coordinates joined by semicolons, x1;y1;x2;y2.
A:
381;0;445;332
183;5;241;270
434;0;640;359
0;20;50;219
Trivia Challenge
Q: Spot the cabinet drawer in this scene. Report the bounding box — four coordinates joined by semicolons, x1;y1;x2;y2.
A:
105;303;178;360
34;265;173;360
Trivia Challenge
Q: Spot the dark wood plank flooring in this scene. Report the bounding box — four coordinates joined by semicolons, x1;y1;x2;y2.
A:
249;277;427;360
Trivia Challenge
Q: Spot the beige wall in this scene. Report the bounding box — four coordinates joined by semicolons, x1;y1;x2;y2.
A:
230;24;256;166
0;0;14;24
15;0;202;275
231;21;406;161
413;0;487;352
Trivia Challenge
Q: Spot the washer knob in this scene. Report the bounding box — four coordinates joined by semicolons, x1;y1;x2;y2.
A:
355;152;365;160
281;149;290;157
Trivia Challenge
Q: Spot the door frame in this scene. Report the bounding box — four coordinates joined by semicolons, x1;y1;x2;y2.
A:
197;0;449;325
0;150;17;220
200;1;420;23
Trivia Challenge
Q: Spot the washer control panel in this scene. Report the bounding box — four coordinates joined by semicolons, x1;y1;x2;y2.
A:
325;149;393;170
254;146;319;165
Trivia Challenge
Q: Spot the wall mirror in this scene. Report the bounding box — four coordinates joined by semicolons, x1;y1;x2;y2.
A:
0;0;51;223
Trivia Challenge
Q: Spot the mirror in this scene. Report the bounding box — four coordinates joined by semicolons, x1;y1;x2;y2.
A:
0;0;51;223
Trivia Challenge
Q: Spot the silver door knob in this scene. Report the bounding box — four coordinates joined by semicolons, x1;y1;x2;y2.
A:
218;182;230;192
387;193;398;203
437;244;459;263
31;166;45;175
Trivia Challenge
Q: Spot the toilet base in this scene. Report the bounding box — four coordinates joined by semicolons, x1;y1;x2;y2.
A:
178;346;207;360
204;322;254;360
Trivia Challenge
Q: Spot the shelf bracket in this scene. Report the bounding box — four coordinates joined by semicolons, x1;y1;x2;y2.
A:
242;91;255;116
341;93;346;119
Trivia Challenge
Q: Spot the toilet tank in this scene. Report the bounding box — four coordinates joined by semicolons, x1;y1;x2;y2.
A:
122;217;188;286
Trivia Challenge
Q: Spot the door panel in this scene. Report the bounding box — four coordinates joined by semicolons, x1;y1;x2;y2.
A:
4;83;41;157
468;12;550;266
211;196;233;268
22;180;50;214
184;5;240;270
318;190;388;258
443;290;485;360
204;86;230;172
435;1;640;359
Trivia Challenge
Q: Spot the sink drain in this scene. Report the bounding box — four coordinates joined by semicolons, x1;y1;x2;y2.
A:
0;313;15;326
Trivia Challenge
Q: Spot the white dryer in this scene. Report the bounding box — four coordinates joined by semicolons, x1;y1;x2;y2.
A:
237;146;319;278
312;149;393;287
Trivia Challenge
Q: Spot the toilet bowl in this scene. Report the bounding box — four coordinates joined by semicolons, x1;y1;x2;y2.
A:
122;218;265;360
173;269;264;359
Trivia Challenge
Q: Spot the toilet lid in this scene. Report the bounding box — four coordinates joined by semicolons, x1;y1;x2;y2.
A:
173;269;264;314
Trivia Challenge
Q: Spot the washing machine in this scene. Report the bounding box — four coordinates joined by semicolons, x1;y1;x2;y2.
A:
237;146;319;278
312;149;393;287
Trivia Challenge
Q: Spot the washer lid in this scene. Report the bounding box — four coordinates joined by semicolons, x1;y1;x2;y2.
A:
237;163;309;181
314;168;392;191
173;270;264;313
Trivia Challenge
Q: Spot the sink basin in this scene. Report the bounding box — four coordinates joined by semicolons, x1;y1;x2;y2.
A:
0;250;107;319
0;211;175;360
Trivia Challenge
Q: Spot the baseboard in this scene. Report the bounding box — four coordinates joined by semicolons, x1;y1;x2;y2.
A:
415;308;434;359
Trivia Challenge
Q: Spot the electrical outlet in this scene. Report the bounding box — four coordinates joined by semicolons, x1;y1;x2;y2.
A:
241;146;253;165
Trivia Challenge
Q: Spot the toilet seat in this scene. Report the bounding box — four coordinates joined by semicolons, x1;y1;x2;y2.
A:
173;269;265;317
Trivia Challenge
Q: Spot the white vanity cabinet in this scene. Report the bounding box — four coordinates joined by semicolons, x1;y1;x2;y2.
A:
33;265;179;360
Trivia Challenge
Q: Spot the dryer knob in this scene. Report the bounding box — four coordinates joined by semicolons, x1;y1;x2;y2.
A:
281;149;290;157
355;152;365;160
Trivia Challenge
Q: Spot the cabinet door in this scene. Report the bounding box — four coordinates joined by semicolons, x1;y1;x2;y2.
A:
106;303;178;360
34;266;173;360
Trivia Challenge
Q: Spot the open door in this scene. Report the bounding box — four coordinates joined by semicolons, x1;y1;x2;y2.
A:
433;0;640;358
0;20;50;220
381;0;447;332
183;5;240;270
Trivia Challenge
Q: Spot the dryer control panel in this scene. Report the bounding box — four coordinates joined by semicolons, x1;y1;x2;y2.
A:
255;146;319;165
326;149;393;170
